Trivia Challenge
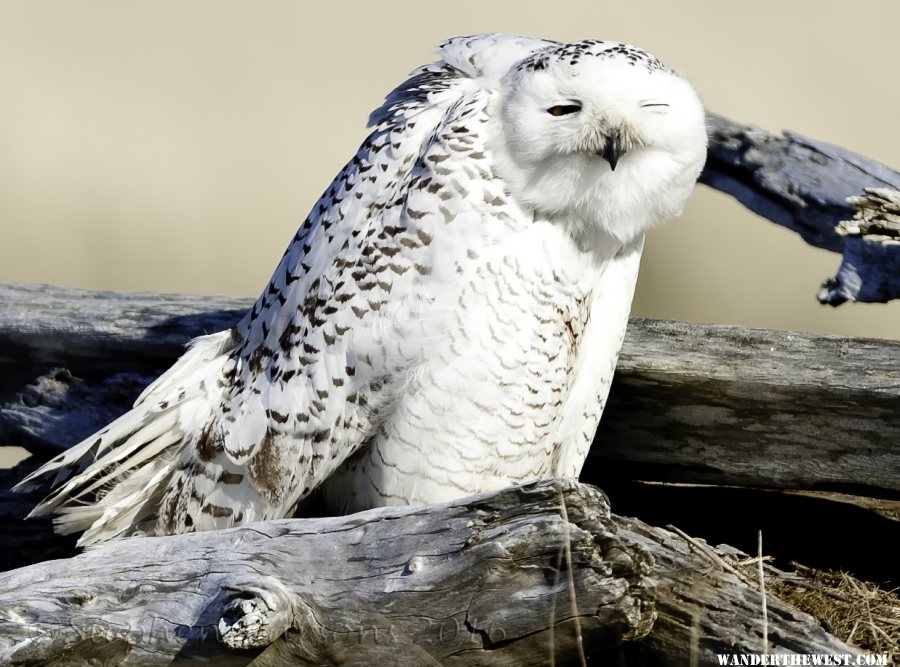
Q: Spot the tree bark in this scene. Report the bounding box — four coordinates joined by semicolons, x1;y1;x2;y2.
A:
0;480;855;666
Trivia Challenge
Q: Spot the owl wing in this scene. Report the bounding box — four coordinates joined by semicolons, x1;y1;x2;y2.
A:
20;34;556;545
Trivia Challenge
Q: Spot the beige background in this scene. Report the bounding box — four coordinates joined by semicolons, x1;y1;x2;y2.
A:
0;0;897;340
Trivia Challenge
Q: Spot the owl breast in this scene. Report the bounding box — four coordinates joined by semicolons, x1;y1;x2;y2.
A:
320;220;642;513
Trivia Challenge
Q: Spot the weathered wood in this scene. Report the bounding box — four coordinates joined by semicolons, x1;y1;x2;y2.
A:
0;281;247;379
0;282;248;455
615;518;857;665
594;318;900;499
820;187;900;305
0;479;855;666
0;481;653;665
701;112;900;303
2;283;897;499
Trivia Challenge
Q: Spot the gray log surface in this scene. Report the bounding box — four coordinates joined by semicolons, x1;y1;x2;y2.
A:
0;480;855;666
823;188;900;305
700;113;900;304
2;283;897;500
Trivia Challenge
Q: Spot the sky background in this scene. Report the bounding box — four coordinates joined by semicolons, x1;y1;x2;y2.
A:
1;0;898;340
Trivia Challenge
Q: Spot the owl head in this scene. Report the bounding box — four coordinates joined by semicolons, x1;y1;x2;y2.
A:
488;39;708;247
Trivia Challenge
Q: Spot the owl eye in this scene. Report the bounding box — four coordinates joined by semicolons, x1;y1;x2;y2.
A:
547;104;582;117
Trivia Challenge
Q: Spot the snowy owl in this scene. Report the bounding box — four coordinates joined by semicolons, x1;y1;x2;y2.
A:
20;34;707;545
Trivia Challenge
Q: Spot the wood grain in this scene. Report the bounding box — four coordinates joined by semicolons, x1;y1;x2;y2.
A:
700;113;900;303
3;283;896;498
0;480;855;666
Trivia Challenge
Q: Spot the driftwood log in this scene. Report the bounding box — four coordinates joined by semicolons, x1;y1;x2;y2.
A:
2;282;897;499
0;479;858;666
700;112;900;304
1;110;899;665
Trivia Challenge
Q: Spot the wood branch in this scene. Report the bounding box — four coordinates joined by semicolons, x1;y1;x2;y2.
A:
0;479;855;666
702;112;900;304
820;187;900;305
2;283;897;501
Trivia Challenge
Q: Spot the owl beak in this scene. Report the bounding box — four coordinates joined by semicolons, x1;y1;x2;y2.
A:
600;130;624;171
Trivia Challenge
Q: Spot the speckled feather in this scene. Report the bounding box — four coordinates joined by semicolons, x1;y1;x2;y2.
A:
19;34;707;544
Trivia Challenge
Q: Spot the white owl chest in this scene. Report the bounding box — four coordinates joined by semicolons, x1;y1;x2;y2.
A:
333;219;640;511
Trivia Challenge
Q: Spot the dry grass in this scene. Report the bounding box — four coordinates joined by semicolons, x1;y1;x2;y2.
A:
683;527;899;661
764;563;900;661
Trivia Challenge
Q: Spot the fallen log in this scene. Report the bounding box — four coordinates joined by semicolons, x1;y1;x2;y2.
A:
0;479;856;666
2;283;897;500
595;317;900;499
700;112;900;304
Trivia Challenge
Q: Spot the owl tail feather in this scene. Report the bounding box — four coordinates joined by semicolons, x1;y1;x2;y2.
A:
16;329;238;546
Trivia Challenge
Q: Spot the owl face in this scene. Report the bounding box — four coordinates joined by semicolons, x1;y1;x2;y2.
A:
492;43;708;246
